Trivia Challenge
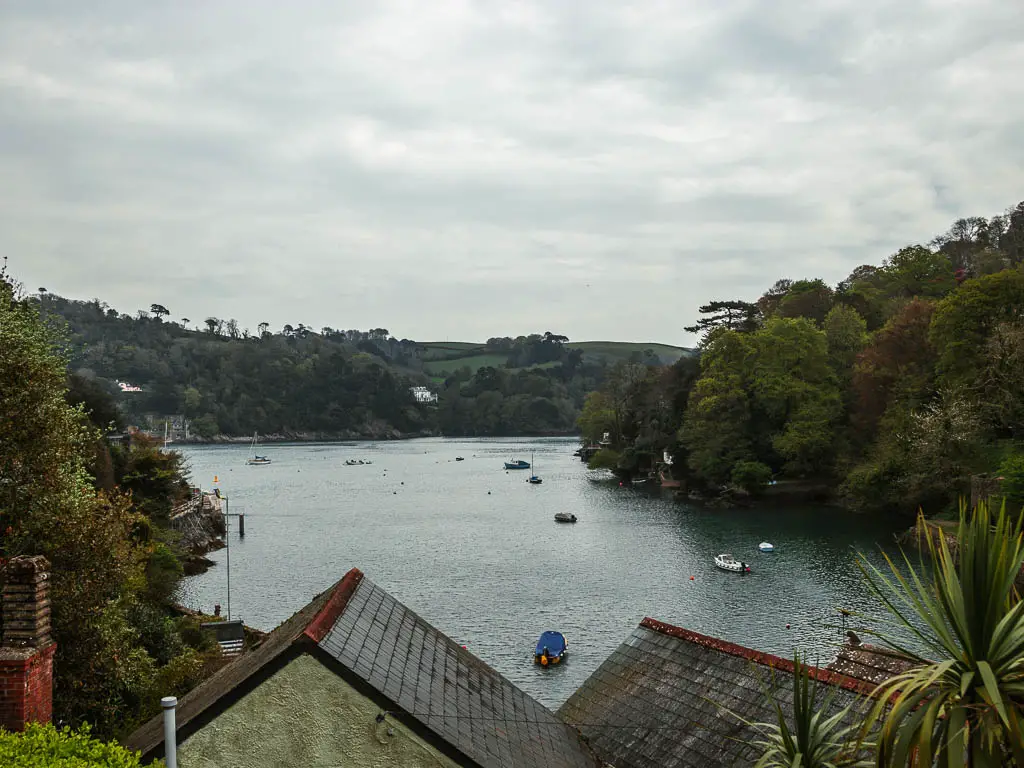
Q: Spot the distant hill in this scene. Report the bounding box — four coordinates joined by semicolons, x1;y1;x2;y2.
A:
417;340;692;379
567;341;693;365
30;292;690;439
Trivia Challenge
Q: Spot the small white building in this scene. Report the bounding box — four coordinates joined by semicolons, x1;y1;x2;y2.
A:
117;380;143;392
410;386;438;404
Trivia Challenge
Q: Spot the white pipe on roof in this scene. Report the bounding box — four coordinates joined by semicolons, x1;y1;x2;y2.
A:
161;696;178;768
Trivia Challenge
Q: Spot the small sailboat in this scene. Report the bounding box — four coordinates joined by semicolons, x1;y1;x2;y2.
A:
554;512;577;523
527;452;542;484
714;554;750;573
758;542;775;553
534;631;568;666
246;432;271;465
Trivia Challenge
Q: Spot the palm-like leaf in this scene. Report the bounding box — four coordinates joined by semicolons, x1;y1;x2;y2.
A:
724;655;873;768
856;501;1024;767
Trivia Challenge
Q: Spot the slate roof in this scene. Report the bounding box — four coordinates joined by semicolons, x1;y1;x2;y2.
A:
558;617;874;768
825;635;918;686
126;568;600;768
312;571;599;768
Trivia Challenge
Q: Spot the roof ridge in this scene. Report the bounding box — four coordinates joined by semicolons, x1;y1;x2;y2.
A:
304;568;364;642
639;618;877;696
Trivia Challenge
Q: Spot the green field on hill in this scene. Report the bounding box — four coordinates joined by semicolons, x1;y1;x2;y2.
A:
567;341;690;364
422;353;509;375
416;339;691;377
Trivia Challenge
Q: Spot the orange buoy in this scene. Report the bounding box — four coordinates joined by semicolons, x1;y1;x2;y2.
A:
689;576;694;581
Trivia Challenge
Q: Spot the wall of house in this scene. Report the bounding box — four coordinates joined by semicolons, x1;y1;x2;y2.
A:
177;653;462;768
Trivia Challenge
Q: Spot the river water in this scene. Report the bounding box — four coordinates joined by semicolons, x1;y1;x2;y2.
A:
177;437;904;709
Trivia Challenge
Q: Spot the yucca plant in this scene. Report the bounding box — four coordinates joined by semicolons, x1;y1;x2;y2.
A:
857;500;1024;767
730;654;872;768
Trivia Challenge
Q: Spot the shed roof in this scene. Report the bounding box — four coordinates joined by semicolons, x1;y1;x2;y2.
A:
558;618;873;768
126;568;599;768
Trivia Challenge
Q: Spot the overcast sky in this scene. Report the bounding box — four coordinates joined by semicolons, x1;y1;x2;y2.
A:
2;1;1022;345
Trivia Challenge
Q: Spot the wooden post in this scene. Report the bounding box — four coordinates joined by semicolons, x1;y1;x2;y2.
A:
238;512;245;538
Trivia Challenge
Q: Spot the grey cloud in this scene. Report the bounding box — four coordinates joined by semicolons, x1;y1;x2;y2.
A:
2;1;1022;343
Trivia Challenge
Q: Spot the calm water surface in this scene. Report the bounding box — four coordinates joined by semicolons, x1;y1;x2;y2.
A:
177;437;903;709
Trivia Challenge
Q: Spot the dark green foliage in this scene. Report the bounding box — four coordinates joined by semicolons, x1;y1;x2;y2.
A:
114;435;190;522
40;294;427;438
0;723;161;767
775;279;835;326
684;299;761;339
731;461;773;494
143;542;184;603
437;362;600;436
931;266;1024;389
587;448;621;471
742;655;870;767
998;454;1024;509
857;502;1024;766
0;274;218;738
602;198;1024;515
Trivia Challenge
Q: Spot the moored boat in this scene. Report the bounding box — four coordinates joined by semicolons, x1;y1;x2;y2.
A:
526;452;542;483
504;459;530;470
758;542;774;553
554;512;577;523
534;631;568;666
714;554;750;573
246;432;271;465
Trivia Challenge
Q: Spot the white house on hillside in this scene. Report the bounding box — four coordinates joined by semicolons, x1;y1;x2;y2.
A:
410;386;438;404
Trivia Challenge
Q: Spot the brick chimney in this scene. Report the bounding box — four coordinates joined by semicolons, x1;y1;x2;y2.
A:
0;556;55;731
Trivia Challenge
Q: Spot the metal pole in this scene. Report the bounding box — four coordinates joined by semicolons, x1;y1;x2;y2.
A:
161;697;178;768
225;495;231;622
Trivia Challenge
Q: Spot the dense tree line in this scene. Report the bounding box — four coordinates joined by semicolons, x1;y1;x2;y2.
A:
39;295;430;438
38;293;671;437
434;333;605;436
582;199;1024;516
2;268;221;738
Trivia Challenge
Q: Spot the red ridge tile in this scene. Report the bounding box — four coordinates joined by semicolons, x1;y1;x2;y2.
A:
304;568;364;643
639;617;877;696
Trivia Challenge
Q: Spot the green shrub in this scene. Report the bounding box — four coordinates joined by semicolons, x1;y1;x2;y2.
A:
998;453;1024;510
730;461;773;494
0;722;162;767
143;543;184;604
587;448;621;471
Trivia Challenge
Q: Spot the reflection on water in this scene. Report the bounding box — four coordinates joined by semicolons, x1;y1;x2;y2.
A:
177;437;904;708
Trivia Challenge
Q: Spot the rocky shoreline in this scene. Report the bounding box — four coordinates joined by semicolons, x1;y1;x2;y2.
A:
172;427;579;445
175;426;439;445
172;492;228;575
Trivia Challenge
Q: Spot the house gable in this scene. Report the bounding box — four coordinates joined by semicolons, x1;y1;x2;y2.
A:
178;652;464;768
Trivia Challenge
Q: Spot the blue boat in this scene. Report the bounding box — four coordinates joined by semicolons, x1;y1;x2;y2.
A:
534;631;568;666
526;452;542;484
504;460;530;470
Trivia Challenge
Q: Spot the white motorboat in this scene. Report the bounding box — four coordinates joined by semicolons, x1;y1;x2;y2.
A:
758;542;774;553
714;554;750;573
554;512;578;524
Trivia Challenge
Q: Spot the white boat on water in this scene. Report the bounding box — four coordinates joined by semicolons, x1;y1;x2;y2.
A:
554;512;578;523
246;432;272;465
714;554;750;573
759;542;774;553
